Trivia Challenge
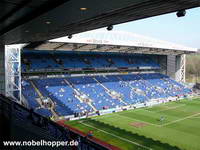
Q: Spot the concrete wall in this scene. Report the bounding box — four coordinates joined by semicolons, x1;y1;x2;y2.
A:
157;55;167;75
167;55;176;80
167;54;185;82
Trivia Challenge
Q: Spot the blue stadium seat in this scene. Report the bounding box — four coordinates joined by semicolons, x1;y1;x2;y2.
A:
35;108;52;117
22;73;192;117
21;50;160;71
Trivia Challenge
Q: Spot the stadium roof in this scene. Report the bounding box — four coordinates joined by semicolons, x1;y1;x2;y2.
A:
1;0;200;45
24;30;197;55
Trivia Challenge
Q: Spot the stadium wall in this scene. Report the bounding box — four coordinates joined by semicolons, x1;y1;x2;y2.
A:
156;55;167;75
167;54;185;82
167;55;176;79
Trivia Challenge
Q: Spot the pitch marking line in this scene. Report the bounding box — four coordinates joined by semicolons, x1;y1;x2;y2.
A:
96;113;161;127
161;112;200;127
191;117;200;119
115;114;161;127
145;104;186;113
94;111;200;128
191;114;200;119
155;104;186;113
80;121;153;150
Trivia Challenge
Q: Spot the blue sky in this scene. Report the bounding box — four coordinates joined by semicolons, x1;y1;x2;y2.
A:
102;7;200;48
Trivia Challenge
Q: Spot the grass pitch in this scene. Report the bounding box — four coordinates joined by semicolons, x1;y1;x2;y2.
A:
65;98;200;150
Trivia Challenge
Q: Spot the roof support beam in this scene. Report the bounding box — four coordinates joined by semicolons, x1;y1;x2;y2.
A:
53;43;67;50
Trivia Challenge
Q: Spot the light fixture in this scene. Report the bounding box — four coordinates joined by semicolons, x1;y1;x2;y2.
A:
107;25;113;31
80;7;87;11
176;10;186;17
46;21;51;24
68;34;72;39
25;30;29;33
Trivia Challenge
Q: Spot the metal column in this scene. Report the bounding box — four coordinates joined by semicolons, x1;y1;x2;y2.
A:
5;46;21;102
0;44;5;95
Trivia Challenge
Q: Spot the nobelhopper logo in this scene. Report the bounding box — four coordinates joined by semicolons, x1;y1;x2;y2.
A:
3;140;79;147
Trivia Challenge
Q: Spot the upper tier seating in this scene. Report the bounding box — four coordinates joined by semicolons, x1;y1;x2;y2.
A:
22;73;192;117
21;50;160;72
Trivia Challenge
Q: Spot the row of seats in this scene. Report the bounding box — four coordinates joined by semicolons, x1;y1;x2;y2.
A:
0;95;69;141
21;50;160;72
1;95;102;150
22;73;192;117
67;76;125;110
22;81;40;108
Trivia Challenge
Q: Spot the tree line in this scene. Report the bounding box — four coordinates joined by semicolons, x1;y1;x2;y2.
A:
186;54;200;82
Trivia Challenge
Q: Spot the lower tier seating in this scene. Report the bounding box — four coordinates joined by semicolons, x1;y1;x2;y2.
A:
22;73;192;117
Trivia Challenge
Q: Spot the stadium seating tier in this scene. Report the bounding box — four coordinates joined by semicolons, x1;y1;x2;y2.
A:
22;73;192;117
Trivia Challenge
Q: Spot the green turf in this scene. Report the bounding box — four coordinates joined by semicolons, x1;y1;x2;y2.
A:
65;98;200;150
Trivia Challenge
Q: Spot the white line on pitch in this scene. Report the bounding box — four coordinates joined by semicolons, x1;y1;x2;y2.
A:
80;121;153;150
114;113;161;127
161;112;200;127
154;104;186;113
97;113;160;127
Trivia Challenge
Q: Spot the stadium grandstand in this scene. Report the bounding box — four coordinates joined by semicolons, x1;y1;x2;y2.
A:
2;30;198;150
1;29;199;150
16;30;195;120
1;1;200;150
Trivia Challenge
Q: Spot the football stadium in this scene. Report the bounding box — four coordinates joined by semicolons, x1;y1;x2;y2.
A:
0;1;200;150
